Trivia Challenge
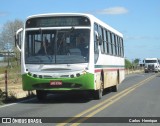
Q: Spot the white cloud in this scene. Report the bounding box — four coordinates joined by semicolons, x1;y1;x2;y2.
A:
97;7;128;15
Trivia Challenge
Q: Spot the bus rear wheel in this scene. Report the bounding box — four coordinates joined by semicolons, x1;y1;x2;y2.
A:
111;70;119;92
111;84;118;92
36;90;47;101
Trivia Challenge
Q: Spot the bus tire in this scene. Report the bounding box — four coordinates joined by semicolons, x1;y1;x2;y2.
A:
36;90;47;101
94;75;104;100
111;84;118;92
111;70;119;92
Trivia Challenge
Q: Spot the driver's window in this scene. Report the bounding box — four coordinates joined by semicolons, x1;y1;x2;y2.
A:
94;23;99;63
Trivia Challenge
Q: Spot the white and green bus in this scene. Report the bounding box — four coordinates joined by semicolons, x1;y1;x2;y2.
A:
16;13;125;100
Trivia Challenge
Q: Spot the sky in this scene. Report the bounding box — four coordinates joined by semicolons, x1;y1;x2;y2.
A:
0;0;160;62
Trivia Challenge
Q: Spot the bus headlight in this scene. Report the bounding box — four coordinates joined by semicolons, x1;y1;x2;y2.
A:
28;72;31;76
39;75;43;78
33;74;37;78
76;73;80;77
70;74;74;78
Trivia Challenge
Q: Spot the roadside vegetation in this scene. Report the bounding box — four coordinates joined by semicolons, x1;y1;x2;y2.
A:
0;58;35;105
125;59;132;69
125;58;142;69
0;19;24;104
0;60;21;104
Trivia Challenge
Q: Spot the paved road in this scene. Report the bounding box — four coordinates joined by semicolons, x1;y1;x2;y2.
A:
0;73;160;126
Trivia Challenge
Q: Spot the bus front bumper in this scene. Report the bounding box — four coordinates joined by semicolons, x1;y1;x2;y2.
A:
22;73;94;91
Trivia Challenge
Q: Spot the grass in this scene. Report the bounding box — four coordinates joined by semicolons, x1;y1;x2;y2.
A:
0;63;21;79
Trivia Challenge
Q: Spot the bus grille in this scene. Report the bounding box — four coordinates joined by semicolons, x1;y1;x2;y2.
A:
32;83;82;89
148;65;154;70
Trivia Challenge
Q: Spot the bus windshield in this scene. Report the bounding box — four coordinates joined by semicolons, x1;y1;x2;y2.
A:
145;60;157;63
25;29;90;64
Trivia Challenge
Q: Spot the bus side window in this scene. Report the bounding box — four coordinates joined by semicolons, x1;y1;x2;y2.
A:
99;26;105;53
115;35;118;56
105;30;109;54
103;29;107;54
107;31;112;55
94;23;99;63
111;33;116;56
117;37;120;56
119;38;124;57
113;34;117;56
120;38;124;57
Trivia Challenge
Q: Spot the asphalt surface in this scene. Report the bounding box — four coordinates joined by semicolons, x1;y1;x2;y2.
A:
0;72;160;126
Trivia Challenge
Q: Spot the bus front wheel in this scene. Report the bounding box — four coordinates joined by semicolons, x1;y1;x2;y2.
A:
94;77;104;100
94;88;103;100
36;90;47;101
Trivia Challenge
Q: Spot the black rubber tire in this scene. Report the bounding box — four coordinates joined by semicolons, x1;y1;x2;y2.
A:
111;84;118;92
36;90;47;101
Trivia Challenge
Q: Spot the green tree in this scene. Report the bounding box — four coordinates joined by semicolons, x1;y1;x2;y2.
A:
0;19;23;50
0;19;23;67
125;59;132;69
133;58;140;64
133;58;140;69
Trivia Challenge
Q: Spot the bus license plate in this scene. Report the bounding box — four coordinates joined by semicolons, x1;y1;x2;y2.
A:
50;81;62;86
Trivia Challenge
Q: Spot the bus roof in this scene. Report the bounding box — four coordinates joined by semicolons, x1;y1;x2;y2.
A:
144;58;158;60
26;13;123;37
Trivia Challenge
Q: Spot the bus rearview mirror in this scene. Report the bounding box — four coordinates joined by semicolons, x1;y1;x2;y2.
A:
15;28;23;52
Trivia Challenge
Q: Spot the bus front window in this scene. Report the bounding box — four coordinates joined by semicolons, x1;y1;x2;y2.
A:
25;29;90;64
